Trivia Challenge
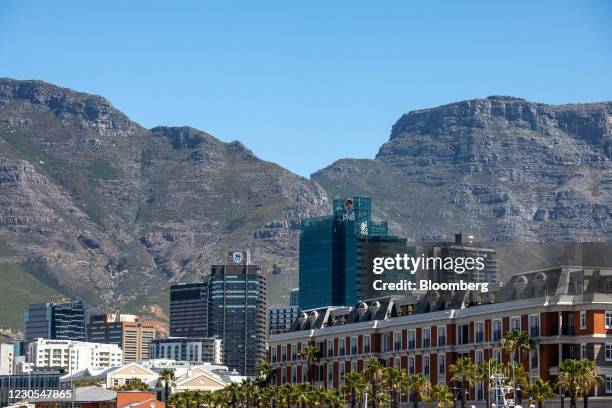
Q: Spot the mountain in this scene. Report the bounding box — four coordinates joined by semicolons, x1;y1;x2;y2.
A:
314;96;612;242
1;79;611;331
0;78;328;327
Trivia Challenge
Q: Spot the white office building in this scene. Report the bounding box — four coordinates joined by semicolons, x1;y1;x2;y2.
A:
149;337;223;365
0;343;13;375
27;338;122;374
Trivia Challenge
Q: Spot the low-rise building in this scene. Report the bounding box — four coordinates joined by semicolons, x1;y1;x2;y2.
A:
269;266;612;403
28;339;123;374
148;337;222;364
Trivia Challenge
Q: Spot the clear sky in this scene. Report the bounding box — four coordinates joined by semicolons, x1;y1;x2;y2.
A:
1;1;611;177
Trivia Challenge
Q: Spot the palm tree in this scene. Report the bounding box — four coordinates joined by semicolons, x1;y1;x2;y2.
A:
449;356;478;408
577;360;603;408
298;346;322;384
383;367;406;408
406;373;428;408
325;389;346;408
344;371;367;408
241;378;258;408
557;359;582;408
477;359;502;408
224;383;241;408
364;358;385;408
257;358;274;387
500;330;532;405
527;378;555;408
159;368;176;406
431;384;454;408
309;387;327;407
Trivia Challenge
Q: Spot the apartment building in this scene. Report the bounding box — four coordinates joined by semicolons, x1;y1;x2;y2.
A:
149;337;223;364
89;313;156;363
27;338;123;374
269;266;612;402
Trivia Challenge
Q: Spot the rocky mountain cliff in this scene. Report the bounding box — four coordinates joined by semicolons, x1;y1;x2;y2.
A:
0;78;328;324
1;79;611;330
314;96;612;242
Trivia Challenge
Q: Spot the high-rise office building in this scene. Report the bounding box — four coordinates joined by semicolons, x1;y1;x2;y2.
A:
299;196;410;310
424;233;497;284
24;300;88;342
208;251;267;377
170;281;210;338
88;314;156;363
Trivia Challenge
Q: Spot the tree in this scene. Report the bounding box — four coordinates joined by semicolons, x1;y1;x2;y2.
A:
527;378;555;408
383;367;406;408
449;356;478;408
159;368;176;406
256;358;274;387
298;346;321;384
325;389;346;408
476;359;503;408
406;373;428;408
577;360;602;408
114;377;149;391
430;384;454;408
240;378;258;408
344;371;367;408
364;358;385;408
500;330;532;405
224;383;241;408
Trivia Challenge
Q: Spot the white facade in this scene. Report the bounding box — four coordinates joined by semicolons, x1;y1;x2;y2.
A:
27;338;122;374
149;337;223;365
0;343;13;375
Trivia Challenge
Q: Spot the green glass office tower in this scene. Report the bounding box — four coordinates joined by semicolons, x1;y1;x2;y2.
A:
299;196;410;310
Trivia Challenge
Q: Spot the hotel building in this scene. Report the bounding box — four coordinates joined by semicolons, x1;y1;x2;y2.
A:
269;266;612;402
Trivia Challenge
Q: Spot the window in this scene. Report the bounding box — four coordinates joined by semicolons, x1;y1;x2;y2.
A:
351;336;358;355
529;315;540;338
581;344;587;360
363;335;371;354
580;311;587;329
281;368;287;384
475;350;484;364
493;349;501;363
327;340;334;357
301;364;308;382
475;322;485;343
291;366;297;383
457;324;469;345
423;355;430;378
282;345;287;361
510;316;521;332
351;361;357;373
438;354;446;376
394;331;402;351
492;319;502;342
408;330;416;349
607;376;612;393
606;311;612;329
394;357;401;368
477;383;484;401
408;356;415;374
381;334;388;353
437;326;447;347
606;344;612;361
339;363;345;385
271;348;277;362
530;350;539;370
338;338;345;356
422;328;431;348
291;344;297;361
327;364;333;386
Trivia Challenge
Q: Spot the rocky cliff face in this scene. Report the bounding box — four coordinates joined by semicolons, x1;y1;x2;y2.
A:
0;78;328;320
314;96;612;242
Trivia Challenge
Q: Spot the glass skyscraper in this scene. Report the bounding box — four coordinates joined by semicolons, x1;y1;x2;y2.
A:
208;251;267;377
299;196;410;310
170;281;210;338
24;300;88;342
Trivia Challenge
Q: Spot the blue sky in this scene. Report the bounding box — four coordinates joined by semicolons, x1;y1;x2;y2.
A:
1;1;611;177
